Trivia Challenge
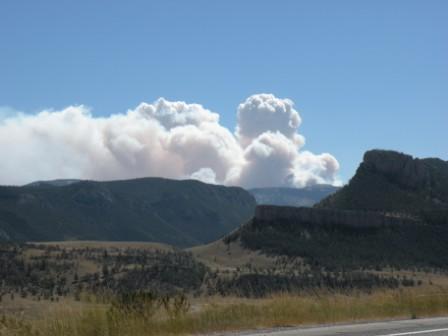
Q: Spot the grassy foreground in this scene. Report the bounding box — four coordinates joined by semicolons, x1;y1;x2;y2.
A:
2;287;448;336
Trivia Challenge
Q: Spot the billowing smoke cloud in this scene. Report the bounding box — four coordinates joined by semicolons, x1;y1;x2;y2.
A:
236;94;303;147
0;94;340;187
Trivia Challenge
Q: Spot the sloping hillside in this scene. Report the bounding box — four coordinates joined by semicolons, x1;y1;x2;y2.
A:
249;185;339;207
0;177;256;246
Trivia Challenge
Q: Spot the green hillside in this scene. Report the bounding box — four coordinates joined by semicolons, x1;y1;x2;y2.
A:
0;177;256;246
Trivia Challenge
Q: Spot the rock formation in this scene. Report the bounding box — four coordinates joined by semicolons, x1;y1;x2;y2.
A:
362;150;431;191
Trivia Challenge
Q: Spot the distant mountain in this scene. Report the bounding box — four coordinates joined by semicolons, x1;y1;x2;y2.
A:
249;185;339;207
0;177;256;246
317;150;448;223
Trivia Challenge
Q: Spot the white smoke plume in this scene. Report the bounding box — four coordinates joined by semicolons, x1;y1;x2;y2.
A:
0;94;340;187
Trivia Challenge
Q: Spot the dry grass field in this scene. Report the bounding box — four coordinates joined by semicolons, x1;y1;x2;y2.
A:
3;286;448;336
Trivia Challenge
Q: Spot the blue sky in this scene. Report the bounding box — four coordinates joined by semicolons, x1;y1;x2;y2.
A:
1;0;447;183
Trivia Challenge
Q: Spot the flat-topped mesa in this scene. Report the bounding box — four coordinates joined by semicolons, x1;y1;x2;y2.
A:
254;205;420;228
362;150;431;190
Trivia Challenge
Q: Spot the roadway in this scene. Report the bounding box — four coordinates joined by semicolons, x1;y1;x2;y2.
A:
223;317;448;336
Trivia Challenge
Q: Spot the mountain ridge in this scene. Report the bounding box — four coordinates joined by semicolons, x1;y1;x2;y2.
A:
0;177;256;246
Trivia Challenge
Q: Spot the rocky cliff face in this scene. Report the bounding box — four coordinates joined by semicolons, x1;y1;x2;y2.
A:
362;150;431;191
